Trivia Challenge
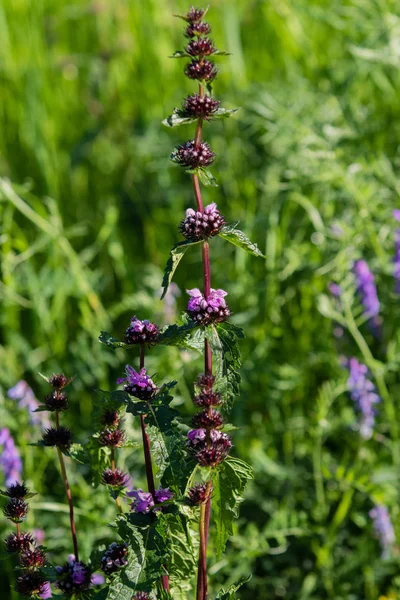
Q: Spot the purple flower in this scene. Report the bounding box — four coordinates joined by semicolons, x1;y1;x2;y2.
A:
0;428;23;486
100;542;128;574
328;282;342;298
370;505;395;558
55;556;93;593
117;365;157;400
353;260;381;335
180;203;225;242
39;581;52;599
187;428;207;445
91;573;105;585
8;380;51;429
187;428;232;466
154;487;174;503
125;316;159;345
186;288;230;325
128;489;155;513
347;357;380;439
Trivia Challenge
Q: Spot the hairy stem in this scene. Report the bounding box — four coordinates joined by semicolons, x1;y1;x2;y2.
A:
110;448;123;514
56;447;79;561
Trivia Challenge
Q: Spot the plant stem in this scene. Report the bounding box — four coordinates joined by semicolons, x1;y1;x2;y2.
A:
16;522;20;539
110;448;123;514
139;343;170;591
56;447;79;561
192;81;212;600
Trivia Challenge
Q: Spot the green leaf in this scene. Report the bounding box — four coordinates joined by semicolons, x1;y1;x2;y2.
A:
157;313;200;349
32;405;49;412
98;331;128;349
162;109;197;128
65;443;88;464
212;107;240;120
219;225;265;258
215;575;251;599
197;167;218;187
212;457;253;559
161;240;202;299
169;50;190;58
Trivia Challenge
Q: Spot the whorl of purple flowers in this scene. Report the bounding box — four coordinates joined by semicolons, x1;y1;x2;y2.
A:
347;358;380;439
0;428;22;487
369;504;395;558
128;487;174;513
353;260;381;335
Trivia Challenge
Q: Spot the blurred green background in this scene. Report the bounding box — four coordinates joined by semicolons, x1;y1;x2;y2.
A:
2;0;400;598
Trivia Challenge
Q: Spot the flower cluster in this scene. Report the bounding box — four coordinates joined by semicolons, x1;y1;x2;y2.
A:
180;94;220;120
180;202;225;241
187;288;230;325
117;365;158;400
0;428;22;486
353;260;381;335
2;482;51;598
100;542;128;575
187;482;212;506
347;357;380;439
181;6;218;83
102;468;129;488
171;140;215;169
129;487;174;514
42;425;73;449
369;504;395;558
39;374;73;449
55;555;93;594
125;316;159;345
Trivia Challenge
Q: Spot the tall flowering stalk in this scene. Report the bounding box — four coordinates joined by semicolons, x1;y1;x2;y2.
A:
369;504;395;559
346;357;381;439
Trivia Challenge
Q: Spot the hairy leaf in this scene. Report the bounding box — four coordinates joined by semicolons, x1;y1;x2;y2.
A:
157;313;200;349
98;331;127;349
162;107;240;128
197;167;218;187
219;225;265;258
212;457;253;558
161;240;202;299
215;575;251;599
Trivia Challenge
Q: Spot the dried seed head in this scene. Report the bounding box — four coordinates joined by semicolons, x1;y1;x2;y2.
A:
185;21;211;38
187;483;212;505
192;408;223;429
44;391;69;412
4;532;34;553
180;203;224;241
100;542;128;574
3;498;29;522
186;38;216;57
20;547;46;569
15;572;48;597
49;374;72;390
3;481;29;498
125;316;159;345
185;59;217;81
101;468;129;488
172;140;215;169
98;428;125;448
181;94;220;120
42;426;73;449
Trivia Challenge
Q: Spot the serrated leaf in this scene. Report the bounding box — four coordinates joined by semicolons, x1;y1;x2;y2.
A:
219;225;265;258
197;167;218;187
215;575;251;599
161;240;202;299
65;443;88;464
157;313;199;348
212;457;253;558
98;331;128;349
212;107;240;120
162;109;197;128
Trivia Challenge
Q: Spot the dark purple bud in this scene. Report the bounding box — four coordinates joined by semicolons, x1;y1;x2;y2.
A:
44;391;69;412
184;6;208;22
194;390;222;407
98;428;125;448
100;542;128;575
3;498;29;522
49;373;72;390
100;409;120;428
185;59;217;82
42;426;73;449
198;373;215;389
125;316;159;345
4;532;34;553
187;429;232;467
187;288;230;325
56;557;92;593
15;572;48;597
186;37;216;57
192;408;223;429
117;366;157;400
133;593;151;600
20;547;46;569
180;203;224;241
181;94;220;120
187;483;211;505
172;140;215;169
101;468;129;488
185;21;211;38
3;481;29;498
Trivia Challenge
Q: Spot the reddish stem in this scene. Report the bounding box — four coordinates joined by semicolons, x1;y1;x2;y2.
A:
16;522;21;539
110;448;122;513
56;447;79;561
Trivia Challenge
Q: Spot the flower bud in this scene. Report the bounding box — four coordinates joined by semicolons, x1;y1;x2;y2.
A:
56;557;92;593
49;373;72;390
101;468;129;488
172;140;215;169
44;391;69;412
3;481;29;498
194;390;222;407
20;547;46;569
180;203;224;241
3;498;29;522
187;483;212;505
133;593;151;600
185;59;217;82
125;316;159;345
185;21;211;38
42;426;73;450
98;428;125;448
187;429;232;467
181;94;220;120
186;38;216;57
192;408;223;429
184;6;208;22
100;409;120;429
100;542;128;574
15;572;48;597
4;532;34;553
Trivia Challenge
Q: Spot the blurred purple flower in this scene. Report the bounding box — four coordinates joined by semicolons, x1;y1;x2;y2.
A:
39;582;52;599
91;573;105;585
369;504;395;558
0;428;23;486
8;380;50;429
328;282;342;298
347;358;380;439
128;489;154;513
353;260;381;336
155;487;174;503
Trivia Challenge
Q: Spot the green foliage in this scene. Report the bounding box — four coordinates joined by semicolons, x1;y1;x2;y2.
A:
161;240;202;300
219;225;265;258
162;108;240;128
215;576;251;599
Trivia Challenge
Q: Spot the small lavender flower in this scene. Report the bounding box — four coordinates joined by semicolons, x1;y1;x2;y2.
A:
154;487;174;503
55;556;92;593
39;582;52;599
187;288;230;325
370;504;395;558
125;316;159;345
0;428;22;486
353;260;381;335
347;357;380;439
328;282;342;298
100;542;128;574
180;203;224;241
171;140;215;169
8;381;51;429
128;489;154;513
117;366;157;400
